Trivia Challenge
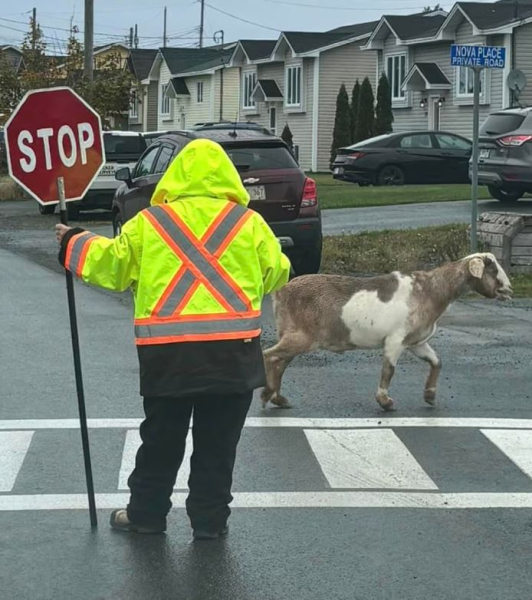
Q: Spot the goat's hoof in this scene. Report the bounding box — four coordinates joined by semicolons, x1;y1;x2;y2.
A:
271;395;292;409
376;395;396;412
424;389;436;406
260;389;274;409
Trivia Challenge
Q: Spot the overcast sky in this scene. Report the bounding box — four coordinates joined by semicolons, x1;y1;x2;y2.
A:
0;0;494;54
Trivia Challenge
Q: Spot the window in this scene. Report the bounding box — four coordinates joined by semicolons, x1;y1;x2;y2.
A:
160;83;170;116
224;144;299;171
435;134;472;151
387;54;407;100
243;71;257;109
480;113;526;136
399;134;433;149
457;67;484;96
286;65;302;107
134;146;160;178
129;90;139;119
103;133;146;160
197;81;204;103
153;145;176;174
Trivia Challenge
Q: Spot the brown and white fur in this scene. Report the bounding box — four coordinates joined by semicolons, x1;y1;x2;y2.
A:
261;253;513;411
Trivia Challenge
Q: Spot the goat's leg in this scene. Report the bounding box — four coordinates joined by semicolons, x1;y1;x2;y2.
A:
262;333;312;409
375;338;405;411
409;342;442;406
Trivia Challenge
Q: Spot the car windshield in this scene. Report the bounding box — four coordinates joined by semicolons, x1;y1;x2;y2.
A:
480;114;526;136
104;134;147;160
223;144;298;170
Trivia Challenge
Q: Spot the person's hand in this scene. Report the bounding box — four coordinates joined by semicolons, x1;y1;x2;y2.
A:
55;224;72;244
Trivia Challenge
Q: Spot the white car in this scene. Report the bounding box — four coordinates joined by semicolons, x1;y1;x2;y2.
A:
39;130;147;218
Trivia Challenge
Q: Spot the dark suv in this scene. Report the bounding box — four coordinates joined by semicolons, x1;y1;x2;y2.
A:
477;107;532;202
112;128;322;274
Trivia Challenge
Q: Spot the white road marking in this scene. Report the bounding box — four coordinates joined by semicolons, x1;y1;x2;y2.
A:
0;431;34;492
2;417;532;430
118;430;192;491
305;429;438;490
3;492;532;511
481;429;532;479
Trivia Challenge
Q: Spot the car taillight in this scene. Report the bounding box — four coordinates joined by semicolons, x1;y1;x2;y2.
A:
498;135;532;147
301;177;317;208
347;151;366;160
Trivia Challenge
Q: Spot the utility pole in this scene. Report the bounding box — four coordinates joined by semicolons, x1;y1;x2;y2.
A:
163;7;167;48
129;27;134;48
134;24;139;49
214;30;225;120
84;0;94;81
199;0;205;48
31;7;36;51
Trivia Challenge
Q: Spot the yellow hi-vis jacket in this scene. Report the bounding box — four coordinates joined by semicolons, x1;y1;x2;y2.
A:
63;139;291;345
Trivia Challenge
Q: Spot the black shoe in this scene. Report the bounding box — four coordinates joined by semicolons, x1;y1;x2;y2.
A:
192;525;229;541
109;509;166;534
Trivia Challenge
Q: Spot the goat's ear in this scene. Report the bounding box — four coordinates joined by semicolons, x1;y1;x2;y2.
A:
469;257;485;279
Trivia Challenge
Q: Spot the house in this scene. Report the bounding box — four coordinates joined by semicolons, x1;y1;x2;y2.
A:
94;43;130;69
0;45;23;73
362;2;532;138
127;49;159;132
147;46;239;131
231;24;378;171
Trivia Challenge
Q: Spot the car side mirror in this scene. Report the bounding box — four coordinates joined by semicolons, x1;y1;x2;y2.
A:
115;167;133;187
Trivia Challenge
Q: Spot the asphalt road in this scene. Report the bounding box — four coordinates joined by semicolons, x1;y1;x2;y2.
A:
2;200;532;600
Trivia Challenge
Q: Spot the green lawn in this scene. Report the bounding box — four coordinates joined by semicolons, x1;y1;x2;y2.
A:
311;172;492;210
321;224;532;297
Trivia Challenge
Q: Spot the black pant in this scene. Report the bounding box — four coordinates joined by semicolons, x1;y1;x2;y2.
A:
127;392;252;531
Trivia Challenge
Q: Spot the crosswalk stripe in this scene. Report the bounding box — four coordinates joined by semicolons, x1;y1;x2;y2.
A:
118;430;193;491
305;429;438;490
3;492;532;511
481;429;532;479
0;431;34;492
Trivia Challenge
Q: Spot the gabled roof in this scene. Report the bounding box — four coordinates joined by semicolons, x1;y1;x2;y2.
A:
128;49;158;81
168;77;190;97
327;21;380;36
252;79;283;102
94;43;130;54
459;1;532;30
403;63;451;91
239;40;277;61
282;31;363;54
160;46;232;76
384;14;446;40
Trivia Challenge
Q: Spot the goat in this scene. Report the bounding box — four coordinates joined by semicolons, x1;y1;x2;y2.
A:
261;253;513;411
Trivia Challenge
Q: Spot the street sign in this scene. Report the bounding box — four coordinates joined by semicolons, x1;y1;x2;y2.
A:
4;87;100;528
450;46;506;253
4;87;105;206
451;45;506;69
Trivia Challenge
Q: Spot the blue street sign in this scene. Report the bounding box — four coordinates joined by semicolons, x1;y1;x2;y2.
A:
450;45;506;69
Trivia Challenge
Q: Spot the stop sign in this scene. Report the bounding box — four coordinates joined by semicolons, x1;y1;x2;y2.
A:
5;87;105;205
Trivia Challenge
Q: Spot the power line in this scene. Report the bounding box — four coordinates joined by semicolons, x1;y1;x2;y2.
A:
200;1;282;32
261;0;432;7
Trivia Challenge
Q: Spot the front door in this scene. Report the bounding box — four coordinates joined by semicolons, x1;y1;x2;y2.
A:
429;98;441;131
269;106;277;135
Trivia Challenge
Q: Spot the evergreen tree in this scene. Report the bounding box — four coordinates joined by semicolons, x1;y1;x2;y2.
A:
350;79;361;143
354;77;375;143
20;17;56;90
375;72;394;135
330;84;351;168
281;123;293;149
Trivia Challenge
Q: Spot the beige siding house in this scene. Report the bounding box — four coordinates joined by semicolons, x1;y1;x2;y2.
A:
146;46;239;132
232;26;379;172
363;2;532;139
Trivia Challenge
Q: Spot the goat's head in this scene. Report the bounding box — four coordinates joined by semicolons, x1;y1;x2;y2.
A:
465;253;513;301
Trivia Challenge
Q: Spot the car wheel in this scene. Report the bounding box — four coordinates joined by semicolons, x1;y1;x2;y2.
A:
112;212;123;237
38;203;56;215
487;185;524;203
377;165;405;186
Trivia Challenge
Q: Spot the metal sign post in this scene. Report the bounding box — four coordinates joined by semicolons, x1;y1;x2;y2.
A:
471;67;481;253
450;45;506;253
58;178;98;528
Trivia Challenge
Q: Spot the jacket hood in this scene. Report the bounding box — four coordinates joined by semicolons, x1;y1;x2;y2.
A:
150;139;250;207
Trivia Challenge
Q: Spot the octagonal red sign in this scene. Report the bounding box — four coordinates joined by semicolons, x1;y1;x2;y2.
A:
5;87;105;205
